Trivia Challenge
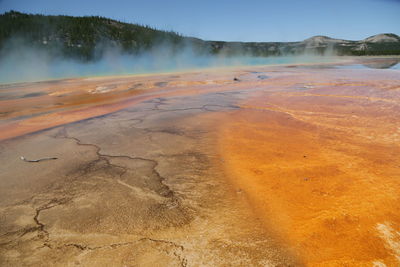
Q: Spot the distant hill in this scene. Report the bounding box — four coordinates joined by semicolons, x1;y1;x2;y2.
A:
1;11;399;60
364;33;400;43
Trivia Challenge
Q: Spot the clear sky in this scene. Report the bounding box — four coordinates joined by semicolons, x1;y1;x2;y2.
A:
0;0;399;42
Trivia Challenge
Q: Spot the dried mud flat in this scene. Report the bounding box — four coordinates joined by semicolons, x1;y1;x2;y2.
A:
1;59;400;266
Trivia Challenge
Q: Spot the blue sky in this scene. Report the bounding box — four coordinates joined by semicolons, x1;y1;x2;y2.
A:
0;0;399;42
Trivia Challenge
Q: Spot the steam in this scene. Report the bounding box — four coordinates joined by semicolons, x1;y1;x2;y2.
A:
0;37;339;84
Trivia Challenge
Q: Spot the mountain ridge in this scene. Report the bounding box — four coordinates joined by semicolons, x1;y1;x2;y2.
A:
1;11;399;60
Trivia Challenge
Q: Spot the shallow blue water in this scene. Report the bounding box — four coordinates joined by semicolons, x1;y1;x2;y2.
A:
0;55;338;84
1;54;398;84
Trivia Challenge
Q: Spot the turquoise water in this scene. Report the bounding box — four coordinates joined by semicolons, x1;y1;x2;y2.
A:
2;53;398;84
0;55;339;84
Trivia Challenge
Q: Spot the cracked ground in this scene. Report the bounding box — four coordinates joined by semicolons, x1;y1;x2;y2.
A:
1;60;400;266
0;74;298;266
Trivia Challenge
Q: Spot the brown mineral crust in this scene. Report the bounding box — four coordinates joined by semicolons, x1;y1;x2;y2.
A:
1;61;400;266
